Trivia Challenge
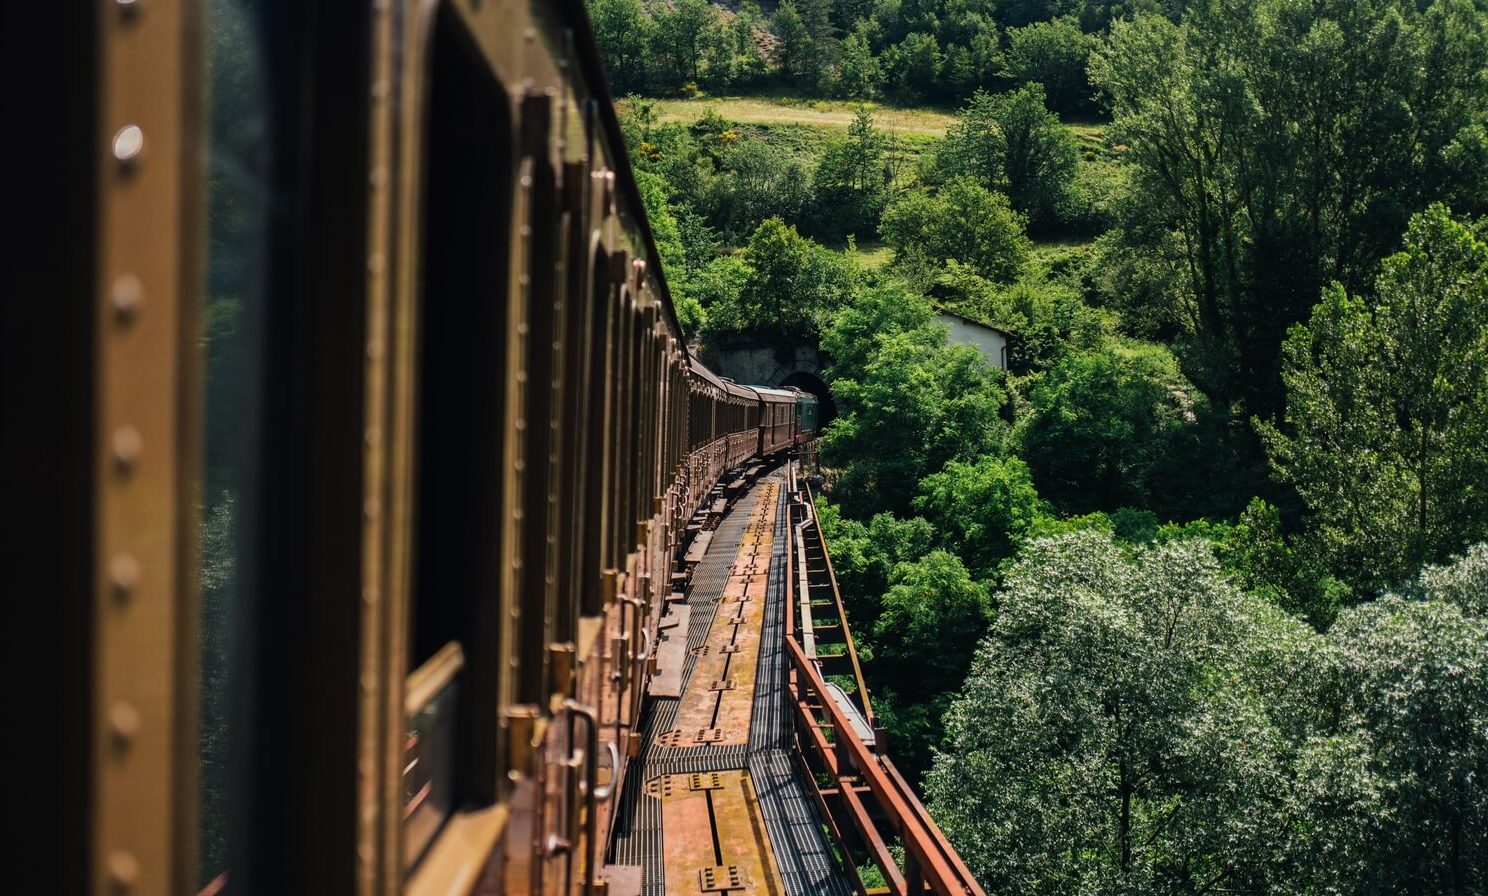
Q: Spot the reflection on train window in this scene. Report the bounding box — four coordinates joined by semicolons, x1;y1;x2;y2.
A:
403;643;463;867
406;3;513;859
200;0;265;889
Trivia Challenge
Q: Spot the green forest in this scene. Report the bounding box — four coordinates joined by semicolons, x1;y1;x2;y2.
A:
591;0;1488;892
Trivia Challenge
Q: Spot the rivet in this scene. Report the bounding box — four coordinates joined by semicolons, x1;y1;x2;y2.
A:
371;80;389;101
363;498;380;519
109;554;140;601
364;425;380;446
112;426;142;471
108;850;139;889
112;124;144;165
367;254;384;275
365;339;383;361
361;585;377;607
110;702;140;746
111;275;143;323
115;0;141;19
368;168;386;188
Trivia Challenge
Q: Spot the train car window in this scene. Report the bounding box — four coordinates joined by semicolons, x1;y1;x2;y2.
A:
516;95;559;706
406;3;513;861
580;244;612;616
199;0;267;888
555;160;592;648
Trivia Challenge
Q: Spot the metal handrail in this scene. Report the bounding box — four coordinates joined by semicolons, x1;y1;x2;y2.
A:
785;474;984;896
785;636;985;896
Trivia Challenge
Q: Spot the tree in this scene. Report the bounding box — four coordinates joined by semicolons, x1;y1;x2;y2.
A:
1411;542;1488;617
870;550;994;780
926;532;1330;895
873;550;994;694
834;26;881;98
651;0;721;89
914;455;1046;576
1258;206;1488;594
771;0;815;85
1330;594;1488;895
701;217;855;344
589;0;653;93
929;529;1488;896
1091;0;1488;416
884;32;942;101
936;85;1079;228
809;108;889;241
1223;497;1348;628
1005;16;1096;116
1020;346;1229;520
697;135;813;240
814;500;936;629
880;178;1030;285
823;317;1008;516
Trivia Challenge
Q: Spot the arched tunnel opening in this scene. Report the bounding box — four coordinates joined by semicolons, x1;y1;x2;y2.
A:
778;371;837;427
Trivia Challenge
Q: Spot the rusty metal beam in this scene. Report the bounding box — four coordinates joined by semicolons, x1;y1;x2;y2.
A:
784;636;986;896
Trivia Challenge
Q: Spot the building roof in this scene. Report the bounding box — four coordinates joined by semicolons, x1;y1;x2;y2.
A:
934;307;1013;338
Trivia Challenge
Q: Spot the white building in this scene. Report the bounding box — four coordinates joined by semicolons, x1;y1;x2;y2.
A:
935;310;1010;371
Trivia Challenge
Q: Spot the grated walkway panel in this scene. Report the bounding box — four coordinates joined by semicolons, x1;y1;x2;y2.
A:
607;471;852;896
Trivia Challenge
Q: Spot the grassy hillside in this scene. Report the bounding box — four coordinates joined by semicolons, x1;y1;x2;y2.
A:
639;95;959;137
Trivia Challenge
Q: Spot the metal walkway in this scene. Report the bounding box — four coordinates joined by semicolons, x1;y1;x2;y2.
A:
607;473;853;896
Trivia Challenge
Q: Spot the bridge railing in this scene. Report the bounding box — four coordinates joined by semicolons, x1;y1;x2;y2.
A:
784;465;985;896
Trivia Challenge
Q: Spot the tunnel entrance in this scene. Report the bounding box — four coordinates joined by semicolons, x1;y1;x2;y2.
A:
778;371;837;427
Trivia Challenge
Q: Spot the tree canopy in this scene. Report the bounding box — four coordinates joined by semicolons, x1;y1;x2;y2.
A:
1259;206;1488;594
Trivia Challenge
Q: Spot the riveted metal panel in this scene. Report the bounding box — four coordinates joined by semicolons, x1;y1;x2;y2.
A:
92;0;201;891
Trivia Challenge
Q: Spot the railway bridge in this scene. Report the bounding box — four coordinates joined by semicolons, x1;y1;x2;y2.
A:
603;461;980;896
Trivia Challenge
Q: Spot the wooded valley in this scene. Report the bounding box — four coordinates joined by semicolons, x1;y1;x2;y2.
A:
589;0;1488;891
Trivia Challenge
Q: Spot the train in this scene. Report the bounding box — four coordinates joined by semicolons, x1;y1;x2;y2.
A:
14;0;822;893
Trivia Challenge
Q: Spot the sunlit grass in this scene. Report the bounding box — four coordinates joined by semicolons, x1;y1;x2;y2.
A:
639;94;960;137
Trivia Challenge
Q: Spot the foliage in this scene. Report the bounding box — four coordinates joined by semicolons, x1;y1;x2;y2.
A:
1329;594;1488;895
771;0;817;87
818;276;936;379
698;136;813;240
1018;347;1223;519
588;0;653;94
929;528;1488;895
870;550;995;780
1411;542;1488;617
1091;0;1488;416
1005;17;1097;116
881;178;1030;286
928;533;1284;893
984;272;1109;373
1258;206;1488;595
914;456;1046;576
700;217;856;344
873;550;995;696
934;85;1080;229
814;499;936;630
1223;498;1347;628
835;25;883;98
653;0;721;87
882;31;944;101
808;108;890;241
822;285;1009;516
